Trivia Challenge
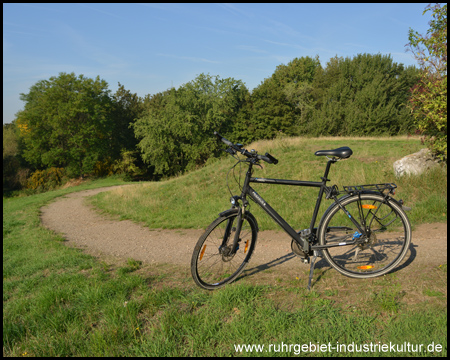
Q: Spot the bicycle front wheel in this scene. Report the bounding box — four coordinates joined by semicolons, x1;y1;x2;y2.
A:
319;193;411;279
191;211;258;290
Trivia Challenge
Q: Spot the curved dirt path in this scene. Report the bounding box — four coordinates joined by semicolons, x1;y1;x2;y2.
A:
40;186;447;274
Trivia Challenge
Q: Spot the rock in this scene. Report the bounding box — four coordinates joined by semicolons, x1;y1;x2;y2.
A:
393;148;441;177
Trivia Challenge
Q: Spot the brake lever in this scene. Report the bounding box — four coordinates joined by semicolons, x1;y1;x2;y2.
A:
225;147;236;155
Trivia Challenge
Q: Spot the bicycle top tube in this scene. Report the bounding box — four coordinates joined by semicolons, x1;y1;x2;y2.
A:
250;177;323;187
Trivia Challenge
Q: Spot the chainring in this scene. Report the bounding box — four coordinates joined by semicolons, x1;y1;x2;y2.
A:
291;239;309;258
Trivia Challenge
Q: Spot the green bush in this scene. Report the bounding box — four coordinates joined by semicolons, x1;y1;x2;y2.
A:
112;150;140;180
409;74;447;161
27;167;66;191
92;158;114;178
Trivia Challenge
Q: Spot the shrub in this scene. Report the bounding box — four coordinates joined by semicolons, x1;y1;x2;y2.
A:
112;150;140;180
407;4;447;161
92;158;114;178
27;167;66;191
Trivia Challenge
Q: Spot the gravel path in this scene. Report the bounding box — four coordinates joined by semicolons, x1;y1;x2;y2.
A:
40;186;447;273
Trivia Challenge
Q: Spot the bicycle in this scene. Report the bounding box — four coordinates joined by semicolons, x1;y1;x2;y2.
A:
191;132;412;290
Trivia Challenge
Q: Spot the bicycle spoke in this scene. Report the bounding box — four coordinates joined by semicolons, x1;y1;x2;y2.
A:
192;213;257;289
321;194;411;278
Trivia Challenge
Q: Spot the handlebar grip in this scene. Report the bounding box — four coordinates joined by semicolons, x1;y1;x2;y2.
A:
258;155;272;163
214;131;233;147
265;152;278;165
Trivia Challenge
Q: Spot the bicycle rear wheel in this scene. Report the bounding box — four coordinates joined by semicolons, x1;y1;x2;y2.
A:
319;193;411;278
191;211;258;290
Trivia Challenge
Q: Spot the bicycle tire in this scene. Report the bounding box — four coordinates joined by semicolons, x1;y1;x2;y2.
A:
319;193;411;279
191;211;258;290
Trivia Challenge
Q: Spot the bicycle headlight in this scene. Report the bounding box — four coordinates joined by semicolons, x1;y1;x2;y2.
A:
230;196;240;206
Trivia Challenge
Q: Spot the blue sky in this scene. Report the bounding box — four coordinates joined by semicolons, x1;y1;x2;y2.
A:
3;3;431;124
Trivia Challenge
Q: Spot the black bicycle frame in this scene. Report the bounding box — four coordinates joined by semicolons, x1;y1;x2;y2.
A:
234;159;337;254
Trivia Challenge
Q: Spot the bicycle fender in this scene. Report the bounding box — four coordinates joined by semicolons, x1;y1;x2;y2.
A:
386;196;412;211
218;208;259;232
219;208;239;217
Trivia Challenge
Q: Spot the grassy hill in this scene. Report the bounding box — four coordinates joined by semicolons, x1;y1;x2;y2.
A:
90;136;447;230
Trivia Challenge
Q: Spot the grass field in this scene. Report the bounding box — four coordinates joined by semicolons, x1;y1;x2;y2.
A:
90;136;447;230
3;136;447;356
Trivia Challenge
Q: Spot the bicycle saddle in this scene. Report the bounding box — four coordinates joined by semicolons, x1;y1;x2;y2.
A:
315;147;353;159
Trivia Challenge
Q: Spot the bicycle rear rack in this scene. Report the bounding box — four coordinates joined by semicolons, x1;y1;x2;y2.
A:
343;183;397;195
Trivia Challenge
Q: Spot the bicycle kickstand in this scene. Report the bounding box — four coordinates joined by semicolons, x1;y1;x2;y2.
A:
307;251;319;291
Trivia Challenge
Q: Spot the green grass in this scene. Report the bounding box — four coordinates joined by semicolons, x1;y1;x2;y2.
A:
3;137;448;356
90;136;447;230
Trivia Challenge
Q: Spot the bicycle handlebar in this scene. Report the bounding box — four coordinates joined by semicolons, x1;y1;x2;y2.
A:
214;131;278;165
214;131;234;147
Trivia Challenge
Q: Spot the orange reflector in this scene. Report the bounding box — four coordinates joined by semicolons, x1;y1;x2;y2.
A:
244;240;249;253
358;265;374;270
199;245;207;261
361;205;377;209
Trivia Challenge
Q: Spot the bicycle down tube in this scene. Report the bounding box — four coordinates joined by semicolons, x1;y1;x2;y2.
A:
246;186;308;252
251;177;325;235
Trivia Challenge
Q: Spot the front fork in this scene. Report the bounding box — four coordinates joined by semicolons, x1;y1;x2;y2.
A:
231;207;244;253
220;197;247;254
224;163;253;254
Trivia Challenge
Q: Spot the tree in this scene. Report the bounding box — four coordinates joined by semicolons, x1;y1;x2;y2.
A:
111;83;144;155
3;123;19;159
407;4;447;161
17;72;115;177
247;77;298;140
3;123;23;190
133;74;249;177
248;56;321;140
311;54;420;136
